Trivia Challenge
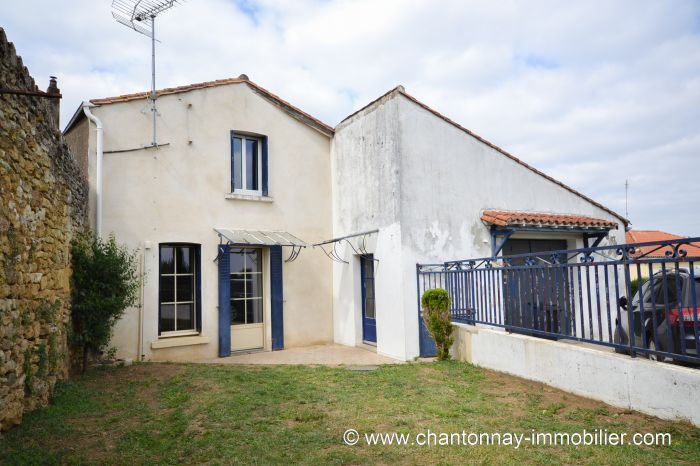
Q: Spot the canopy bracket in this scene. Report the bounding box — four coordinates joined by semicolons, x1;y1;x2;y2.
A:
313;229;379;263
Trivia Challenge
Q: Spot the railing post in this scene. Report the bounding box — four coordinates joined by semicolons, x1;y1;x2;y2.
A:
622;254;636;358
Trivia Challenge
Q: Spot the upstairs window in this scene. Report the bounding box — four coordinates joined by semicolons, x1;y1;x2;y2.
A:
231;132;268;196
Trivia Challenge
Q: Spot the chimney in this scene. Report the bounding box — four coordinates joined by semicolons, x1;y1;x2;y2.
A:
46;76;60;130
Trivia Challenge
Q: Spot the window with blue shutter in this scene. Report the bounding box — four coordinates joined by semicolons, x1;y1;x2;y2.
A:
231;131;268;196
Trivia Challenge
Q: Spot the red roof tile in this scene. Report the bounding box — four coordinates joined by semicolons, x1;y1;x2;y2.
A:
625;230;700;257
89;76;334;136
481;210;618;229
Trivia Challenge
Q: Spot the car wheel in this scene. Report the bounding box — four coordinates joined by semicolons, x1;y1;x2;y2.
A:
647;338;658;361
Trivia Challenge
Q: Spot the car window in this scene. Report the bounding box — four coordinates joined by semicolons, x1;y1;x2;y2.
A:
654;274;680;306
693;278;700;305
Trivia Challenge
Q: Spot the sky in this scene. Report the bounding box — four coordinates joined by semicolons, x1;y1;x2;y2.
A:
2;0;699;235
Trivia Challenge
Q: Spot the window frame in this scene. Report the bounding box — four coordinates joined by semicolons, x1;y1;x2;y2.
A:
158;243;202;337
361;255;376;320
229;247;264;326
231;131;266;196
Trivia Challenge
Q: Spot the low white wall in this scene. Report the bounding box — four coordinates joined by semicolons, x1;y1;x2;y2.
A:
452;323;700;427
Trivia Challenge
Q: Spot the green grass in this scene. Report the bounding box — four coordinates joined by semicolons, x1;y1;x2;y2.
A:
0;362;698;465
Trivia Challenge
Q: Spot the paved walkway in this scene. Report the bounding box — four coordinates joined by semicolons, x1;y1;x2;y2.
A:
198;344;403;366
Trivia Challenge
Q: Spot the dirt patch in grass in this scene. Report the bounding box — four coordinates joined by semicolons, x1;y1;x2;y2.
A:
481;368;681;431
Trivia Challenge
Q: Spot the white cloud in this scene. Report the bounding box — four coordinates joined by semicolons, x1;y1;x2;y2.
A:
2;0;699;234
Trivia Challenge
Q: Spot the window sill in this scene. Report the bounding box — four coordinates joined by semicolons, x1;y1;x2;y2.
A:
151;335;210;349
225;193;273;203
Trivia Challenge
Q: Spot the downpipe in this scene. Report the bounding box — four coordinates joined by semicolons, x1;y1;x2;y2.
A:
138;245;146;362
81;103;103;237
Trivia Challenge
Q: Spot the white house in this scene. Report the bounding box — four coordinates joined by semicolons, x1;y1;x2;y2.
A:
63;76;627;362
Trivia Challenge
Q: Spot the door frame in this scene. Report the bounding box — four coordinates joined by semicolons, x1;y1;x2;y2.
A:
228;246;270;353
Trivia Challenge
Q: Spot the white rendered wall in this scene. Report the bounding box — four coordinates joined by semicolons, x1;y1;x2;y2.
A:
332;89;626;361
79;83;333;361
453;323;700;427
330;94;410;360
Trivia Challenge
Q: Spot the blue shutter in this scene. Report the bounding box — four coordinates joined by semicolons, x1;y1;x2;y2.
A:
261;136;268;196
230;131;236;193
270;245;284;350
217;245;231;357
195;246;202;333
158;246;163;335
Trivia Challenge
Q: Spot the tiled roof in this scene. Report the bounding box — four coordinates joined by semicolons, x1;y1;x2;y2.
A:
339;86;628;226
88;76;334;136
625;230;700;257
481;210;618;229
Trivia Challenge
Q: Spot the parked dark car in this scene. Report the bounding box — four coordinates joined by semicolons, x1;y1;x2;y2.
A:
614;268;700;362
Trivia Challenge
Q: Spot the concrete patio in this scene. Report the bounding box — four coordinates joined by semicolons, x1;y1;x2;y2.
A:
198;344;403;366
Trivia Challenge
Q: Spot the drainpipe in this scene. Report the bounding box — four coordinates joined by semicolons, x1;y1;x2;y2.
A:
138;243;148;361
82;103;103;237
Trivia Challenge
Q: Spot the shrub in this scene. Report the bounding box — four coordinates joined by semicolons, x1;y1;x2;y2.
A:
70;233;140;373
421;288;454;361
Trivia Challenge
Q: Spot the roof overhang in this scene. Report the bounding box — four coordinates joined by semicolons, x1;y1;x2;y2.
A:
62;103;88;134
64;77;334;137
214;228;308;247
481;210;618;231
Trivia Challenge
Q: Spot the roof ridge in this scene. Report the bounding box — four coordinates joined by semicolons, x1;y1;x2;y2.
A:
628;229;677;234
336;85;405;127
86;76;334;135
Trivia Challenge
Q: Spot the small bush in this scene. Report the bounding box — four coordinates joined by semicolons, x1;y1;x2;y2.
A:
70;233;140;373
421;288;454;361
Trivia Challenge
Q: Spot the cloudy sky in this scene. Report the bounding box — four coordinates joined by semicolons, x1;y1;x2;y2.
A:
3;1;699;235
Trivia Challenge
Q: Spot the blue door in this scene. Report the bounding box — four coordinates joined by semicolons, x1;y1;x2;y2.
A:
361;255;377;344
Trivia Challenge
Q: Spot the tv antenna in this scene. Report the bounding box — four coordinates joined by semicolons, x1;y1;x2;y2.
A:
625;179;629;219
111;0;184;147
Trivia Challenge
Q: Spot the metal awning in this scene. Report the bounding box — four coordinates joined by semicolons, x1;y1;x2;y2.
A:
214;229;308;247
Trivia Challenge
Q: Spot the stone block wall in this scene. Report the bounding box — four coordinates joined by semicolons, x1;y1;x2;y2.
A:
0;27;88;430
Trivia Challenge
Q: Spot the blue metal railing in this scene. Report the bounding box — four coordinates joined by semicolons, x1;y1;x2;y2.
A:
417;236;700;364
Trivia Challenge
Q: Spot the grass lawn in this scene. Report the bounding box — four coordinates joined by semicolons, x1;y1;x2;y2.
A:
0;362;698;465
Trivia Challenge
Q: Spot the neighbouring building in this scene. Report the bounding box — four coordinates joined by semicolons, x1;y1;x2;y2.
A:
63;77;627;362
625;230;700;280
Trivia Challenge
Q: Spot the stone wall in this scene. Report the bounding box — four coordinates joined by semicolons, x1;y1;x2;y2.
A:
0;27;88;430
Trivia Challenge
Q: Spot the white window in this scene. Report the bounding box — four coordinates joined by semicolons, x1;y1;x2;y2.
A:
232;135;262;195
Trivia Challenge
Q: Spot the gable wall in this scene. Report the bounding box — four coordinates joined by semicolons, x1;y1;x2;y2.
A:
82;83;333;360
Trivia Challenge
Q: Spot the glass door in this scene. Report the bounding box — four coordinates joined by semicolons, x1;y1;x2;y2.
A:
230;248;264;351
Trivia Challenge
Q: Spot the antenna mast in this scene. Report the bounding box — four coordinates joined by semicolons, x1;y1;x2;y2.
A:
625;179;629;219
111;0;184;147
